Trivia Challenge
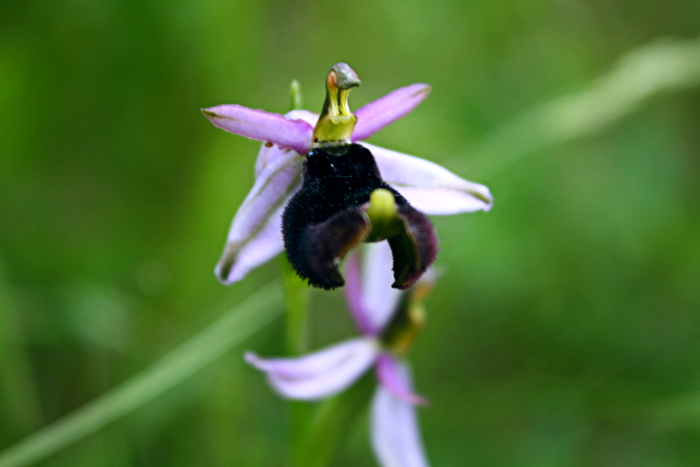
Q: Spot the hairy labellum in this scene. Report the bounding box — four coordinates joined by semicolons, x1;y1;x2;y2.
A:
282;143;438;290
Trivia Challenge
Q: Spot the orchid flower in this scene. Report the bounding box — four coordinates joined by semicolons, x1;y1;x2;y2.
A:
203;63;492;289
246;243;434;467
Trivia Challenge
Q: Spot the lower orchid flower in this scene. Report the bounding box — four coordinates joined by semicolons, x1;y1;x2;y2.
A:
202;63;492;290
246;243;435;467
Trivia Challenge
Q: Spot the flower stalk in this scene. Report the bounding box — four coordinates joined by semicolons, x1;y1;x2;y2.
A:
281;82;314;463
294;373;375;467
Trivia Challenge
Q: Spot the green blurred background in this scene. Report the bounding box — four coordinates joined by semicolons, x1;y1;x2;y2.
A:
1;0;700;465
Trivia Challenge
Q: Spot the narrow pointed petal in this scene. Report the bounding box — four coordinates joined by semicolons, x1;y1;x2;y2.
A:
375;353;426;405
245;337;379;400
254;110;318;176
202;105;313;155
372;362;430;467
353;84;432;142
216;151;303;284
365;143;493;215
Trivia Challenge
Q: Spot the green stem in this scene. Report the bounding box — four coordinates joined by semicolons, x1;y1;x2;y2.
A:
296;373;375;467
279;257;313;467
0;256;42;433
283;79;315;467
280;258;310;356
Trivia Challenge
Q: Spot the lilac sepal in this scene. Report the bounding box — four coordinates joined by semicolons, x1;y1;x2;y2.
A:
215;150;303;284
254;110;318;176
216;205;286;283
375;352;427;405
245;337;379;400
353;84;432;143
202;105;313;155
371;362;430;467
365;143;494;215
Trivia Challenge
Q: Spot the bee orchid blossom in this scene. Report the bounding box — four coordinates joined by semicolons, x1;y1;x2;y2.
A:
202;64;492;289
246;243;434;467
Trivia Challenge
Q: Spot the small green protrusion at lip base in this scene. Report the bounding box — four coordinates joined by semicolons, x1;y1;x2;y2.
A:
380;292;428;357
312;63;361;147
365;188;402;242
381;272;436;355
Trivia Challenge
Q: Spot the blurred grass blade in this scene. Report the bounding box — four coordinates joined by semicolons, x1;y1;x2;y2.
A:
0;282;283;467
295;372;375;467
648;392;700;432
459;37;700;179
0;257;42;432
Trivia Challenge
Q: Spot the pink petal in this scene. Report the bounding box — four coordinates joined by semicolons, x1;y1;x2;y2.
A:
371;362;430;467
362;244;403;332
365;143;493;215
353;84;432;142
202;105;313;155
245;337;379;400
215;151;303;284
343;252;377;336
344;244;404;336
375;353;427;406
254;110;318;176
